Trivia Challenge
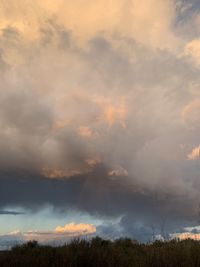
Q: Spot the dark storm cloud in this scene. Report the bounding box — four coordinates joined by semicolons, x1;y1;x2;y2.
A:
0;164;199;240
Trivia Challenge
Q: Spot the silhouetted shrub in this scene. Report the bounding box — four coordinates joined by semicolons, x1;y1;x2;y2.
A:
0;237;200;267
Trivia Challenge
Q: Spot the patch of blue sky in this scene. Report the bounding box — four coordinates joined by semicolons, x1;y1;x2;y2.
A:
0;206;103;234
172;0;200;40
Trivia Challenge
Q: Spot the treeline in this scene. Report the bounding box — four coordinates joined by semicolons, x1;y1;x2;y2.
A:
0;237;200;267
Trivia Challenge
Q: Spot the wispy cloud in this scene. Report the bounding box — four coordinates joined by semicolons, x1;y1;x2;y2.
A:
0;210;25;215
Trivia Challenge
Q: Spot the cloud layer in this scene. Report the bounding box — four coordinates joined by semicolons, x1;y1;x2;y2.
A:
1;0;200;241
0;222;96;250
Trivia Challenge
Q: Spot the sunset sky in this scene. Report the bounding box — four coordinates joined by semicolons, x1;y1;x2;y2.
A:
1;0;200;248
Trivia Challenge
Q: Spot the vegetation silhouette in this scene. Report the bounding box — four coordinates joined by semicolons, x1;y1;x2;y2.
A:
0;237;200;266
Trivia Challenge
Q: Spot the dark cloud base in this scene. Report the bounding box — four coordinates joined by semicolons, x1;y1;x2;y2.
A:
0;164;198;241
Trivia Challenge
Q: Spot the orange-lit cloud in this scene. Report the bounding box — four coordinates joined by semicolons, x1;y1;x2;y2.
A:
95;96;127;128
41;157;100;179
53;118;71;131
185;39;200;64
78;126;98;138
187;145;200;160
102;104;126;128
176;232;200;240
41;166;83;179
55;222;96;235
85;158;101;168
43;0;180;50
182;99;200;121
0;0;180;69
0;223;96;244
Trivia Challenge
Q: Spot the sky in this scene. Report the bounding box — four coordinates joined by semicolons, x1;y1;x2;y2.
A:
1;0;200;248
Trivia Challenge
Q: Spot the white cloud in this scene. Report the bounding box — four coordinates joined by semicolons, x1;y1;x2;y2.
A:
108;166;128;177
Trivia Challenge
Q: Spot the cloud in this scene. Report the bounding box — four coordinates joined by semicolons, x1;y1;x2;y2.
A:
23;222;96;242
175;232;200;240
108;166;129;177
41;166;84;179
187;145;200;160
78;126;98;139
0;0;200;241
185;39;200;64
0;230;23;250
0;210;24;215
171;225;200;240
0;222;96;249
0;0;181;50
55;222;96;235
99;97;127;128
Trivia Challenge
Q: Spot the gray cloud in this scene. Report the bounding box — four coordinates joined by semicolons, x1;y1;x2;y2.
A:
0;164;198;241
0;210;24;215
0;2;200;240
